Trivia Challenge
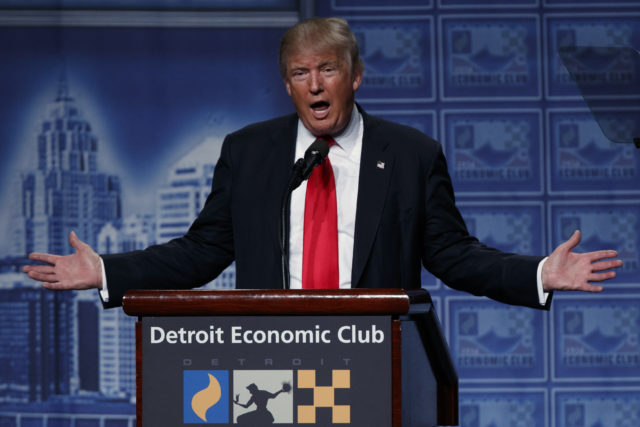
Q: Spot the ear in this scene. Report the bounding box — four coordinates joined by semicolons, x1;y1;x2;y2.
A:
352;68;363;92
284;78;293;97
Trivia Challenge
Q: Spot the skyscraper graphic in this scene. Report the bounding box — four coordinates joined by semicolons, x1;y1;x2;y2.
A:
98;214;156;255
98;303;136;399
12;76;122;257
0;280;75;403
0;78;134;422
155;140;216;244
155;139;235;289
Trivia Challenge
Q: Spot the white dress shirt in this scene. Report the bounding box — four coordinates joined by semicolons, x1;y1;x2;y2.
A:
288;106;363;289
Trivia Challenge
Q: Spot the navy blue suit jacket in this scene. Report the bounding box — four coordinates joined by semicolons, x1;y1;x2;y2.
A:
102;108;550;310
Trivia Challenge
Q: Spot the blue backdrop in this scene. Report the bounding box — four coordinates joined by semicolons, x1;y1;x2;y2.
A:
0;1;639;426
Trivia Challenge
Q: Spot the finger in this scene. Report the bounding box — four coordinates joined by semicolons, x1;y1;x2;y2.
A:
41;281;69;290
27;270;58;282
28;252;60;265
572;282;604;292
591;259;623;272
588;270;617;282
583;284;604;292
587;250;620;263
23;265;57;275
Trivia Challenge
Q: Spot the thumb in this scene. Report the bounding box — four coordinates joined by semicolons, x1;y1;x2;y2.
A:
563;229;581;251
68;230;87;252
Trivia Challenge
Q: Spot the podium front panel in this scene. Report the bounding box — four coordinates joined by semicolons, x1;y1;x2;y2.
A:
141;315;392;426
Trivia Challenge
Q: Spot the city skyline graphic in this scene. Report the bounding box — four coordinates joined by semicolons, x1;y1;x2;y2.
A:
0;23;291;424
0;75;239;424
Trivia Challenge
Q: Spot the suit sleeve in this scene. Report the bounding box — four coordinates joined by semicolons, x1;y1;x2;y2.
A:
421;145;551;310
100;136;236;308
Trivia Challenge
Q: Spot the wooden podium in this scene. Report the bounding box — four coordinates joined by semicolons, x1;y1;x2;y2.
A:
123;288;458;426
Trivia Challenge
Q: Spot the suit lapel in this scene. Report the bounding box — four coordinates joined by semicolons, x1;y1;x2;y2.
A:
271;114;299;183
270;115;298;262
351;111;393;287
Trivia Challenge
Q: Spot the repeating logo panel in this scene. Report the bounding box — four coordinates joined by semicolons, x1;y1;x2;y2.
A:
549;201;640;284
552;296;640;381
349;16;435;102
459;389;547;427
545;13;640;99
447;297;547;382
547;109;640;194
554;388;640;427
439;15;541;100
442;109;543;195
458;202;544;256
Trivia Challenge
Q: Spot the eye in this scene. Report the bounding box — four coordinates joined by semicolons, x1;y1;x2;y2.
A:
291;70;307;81
322;66;337;75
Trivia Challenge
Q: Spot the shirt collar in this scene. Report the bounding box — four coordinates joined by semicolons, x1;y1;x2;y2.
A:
295;105;362;158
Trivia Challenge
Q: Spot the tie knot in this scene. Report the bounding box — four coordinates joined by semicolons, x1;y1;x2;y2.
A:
317;136;336;147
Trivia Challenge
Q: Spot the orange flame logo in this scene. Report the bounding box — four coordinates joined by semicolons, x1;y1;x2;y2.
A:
191;373;222;422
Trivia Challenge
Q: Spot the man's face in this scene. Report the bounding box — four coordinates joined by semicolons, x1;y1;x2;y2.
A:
284;49;362;137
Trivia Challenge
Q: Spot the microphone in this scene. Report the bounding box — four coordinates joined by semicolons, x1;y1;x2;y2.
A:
286;138;330;192
280;137;331;289
299;138;330;182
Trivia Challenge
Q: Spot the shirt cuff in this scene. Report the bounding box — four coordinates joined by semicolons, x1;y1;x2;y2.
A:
536;257;549;306
98;257;109;303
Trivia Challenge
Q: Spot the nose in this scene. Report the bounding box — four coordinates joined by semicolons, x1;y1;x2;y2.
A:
309;71;323;94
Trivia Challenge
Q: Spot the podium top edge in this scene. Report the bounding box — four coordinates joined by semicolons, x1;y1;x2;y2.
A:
122;288;426;316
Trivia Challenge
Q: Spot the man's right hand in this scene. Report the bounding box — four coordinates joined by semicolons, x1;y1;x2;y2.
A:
22;231;103;290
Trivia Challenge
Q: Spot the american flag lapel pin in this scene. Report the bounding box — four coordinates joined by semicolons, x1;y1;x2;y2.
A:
376;160;385;169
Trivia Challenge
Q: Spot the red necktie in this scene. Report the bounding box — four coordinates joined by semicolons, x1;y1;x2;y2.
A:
302;137;339;289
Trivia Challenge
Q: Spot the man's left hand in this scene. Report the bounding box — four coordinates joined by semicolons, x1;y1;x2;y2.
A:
542;230;623;292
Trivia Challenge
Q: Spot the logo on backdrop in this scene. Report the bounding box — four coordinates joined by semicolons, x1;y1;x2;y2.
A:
444;111;542;194
555;390;640;426
449;299;546;381
350;17;434;101
548;109;639;194
441;16;540;99
459;204;543;255
459;390;545;427
553;297;640;381
546;15;640;99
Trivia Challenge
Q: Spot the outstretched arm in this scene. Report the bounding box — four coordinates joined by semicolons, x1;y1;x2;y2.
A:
22;231;103;291
542;230;622;292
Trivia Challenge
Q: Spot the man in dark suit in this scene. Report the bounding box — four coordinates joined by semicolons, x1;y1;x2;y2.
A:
23;17;621;309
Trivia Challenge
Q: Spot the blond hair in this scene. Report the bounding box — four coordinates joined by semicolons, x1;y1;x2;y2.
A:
279;17;364;79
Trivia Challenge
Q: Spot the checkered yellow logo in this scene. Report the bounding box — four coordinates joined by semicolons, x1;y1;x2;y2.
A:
297;369;351;424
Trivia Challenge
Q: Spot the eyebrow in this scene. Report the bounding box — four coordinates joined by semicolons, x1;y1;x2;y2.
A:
289;59;340;72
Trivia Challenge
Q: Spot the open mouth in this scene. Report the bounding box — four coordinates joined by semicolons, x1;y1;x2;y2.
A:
311;101;330;118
